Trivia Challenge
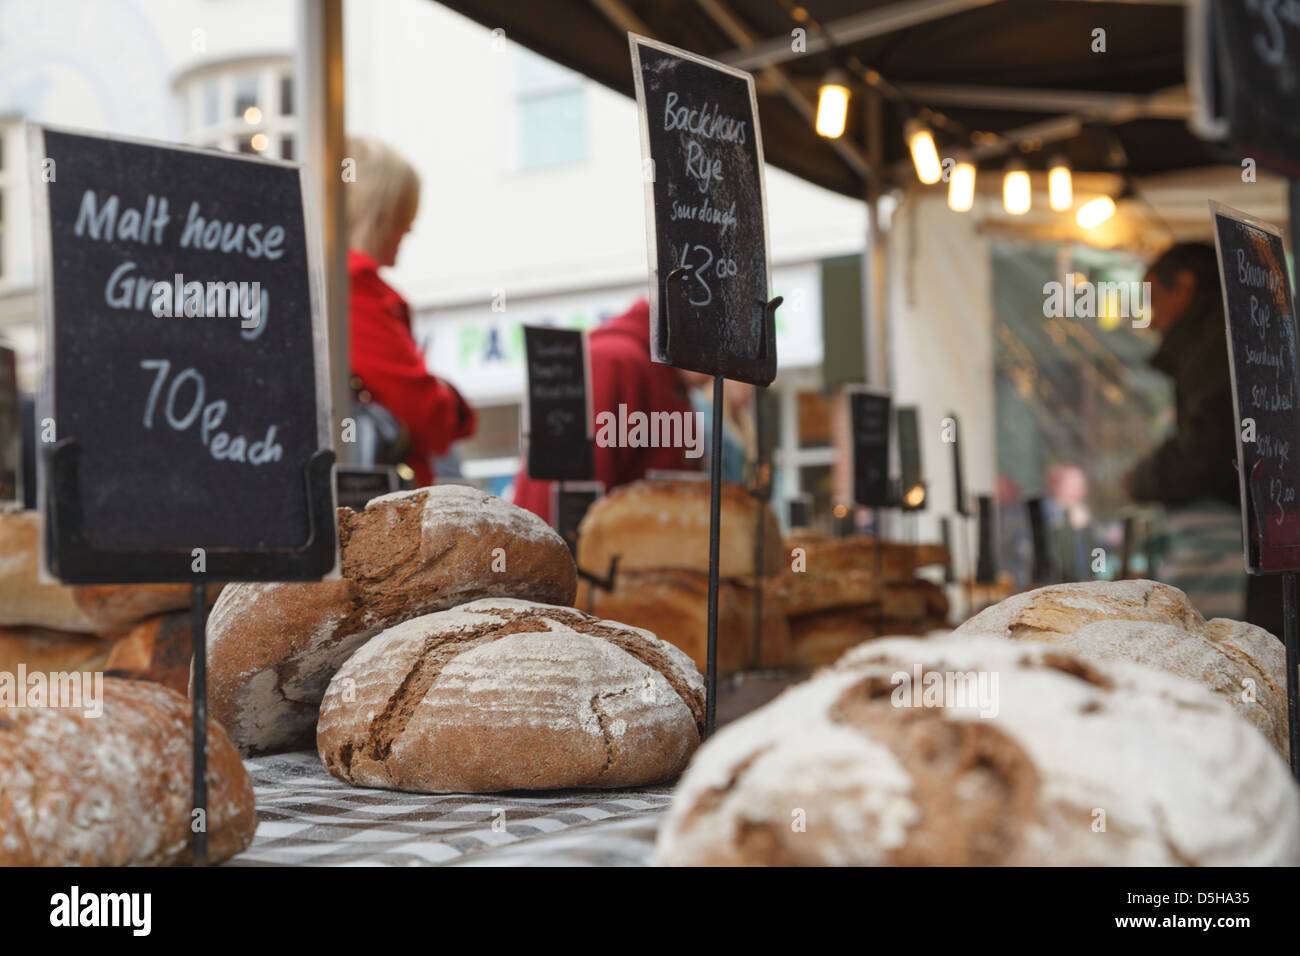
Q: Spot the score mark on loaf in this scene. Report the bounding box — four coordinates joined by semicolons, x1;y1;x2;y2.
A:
204;485;578;756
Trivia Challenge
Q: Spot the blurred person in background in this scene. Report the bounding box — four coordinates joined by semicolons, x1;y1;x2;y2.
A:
687;375;755;485
1123;242;1270;630
346;137;475;486
512;297;701;524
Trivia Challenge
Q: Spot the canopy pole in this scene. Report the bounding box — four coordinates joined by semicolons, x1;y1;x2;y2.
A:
298;0;350;463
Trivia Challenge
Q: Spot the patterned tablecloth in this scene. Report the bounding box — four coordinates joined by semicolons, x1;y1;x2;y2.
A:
227;751;670;867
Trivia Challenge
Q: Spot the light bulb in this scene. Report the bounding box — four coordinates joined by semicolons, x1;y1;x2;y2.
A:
1003;161;1031;215
947;159;976;212
1076;196;1117;229
1048;156;1072;211
816;72;850;139
906;119;942;185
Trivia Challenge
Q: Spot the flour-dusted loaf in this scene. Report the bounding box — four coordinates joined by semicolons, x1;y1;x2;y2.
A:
0;511;204;632
318;598;705;793
656;635;1300;866
954;579;1289;757
207;486;578;755
0;626;114;674
0;678;256;865
576;479;783;579
577;569;790;672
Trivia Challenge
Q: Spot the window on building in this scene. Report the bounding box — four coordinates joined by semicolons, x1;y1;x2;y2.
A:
514;49;586;170
177;61;297;162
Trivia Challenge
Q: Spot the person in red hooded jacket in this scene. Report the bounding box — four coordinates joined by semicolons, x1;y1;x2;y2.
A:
512;297;701;524
346;138;475;486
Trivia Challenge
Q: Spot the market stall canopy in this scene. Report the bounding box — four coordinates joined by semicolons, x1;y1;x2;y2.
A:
436;0;1222;198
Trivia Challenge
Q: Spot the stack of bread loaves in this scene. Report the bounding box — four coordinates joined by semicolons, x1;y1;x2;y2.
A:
657;631;1300;865
767;531;950;668
0;509;218;691
204;484;707;796
573;479;789;673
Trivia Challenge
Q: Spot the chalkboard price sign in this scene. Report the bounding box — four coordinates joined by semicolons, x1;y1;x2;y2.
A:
897;406;925;511
1193;0;1300;176
630;34;778;387
849;387;892;508
335;466;399;514
0;347;19;505
1211;201;1300;572
552;481;603;557
523;326;593;482
31;126;335;583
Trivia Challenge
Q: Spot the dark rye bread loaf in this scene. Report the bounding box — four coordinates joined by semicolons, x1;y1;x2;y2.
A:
656;635;1300;866
0;679;255;865
205;486;578;755
318;598;705;793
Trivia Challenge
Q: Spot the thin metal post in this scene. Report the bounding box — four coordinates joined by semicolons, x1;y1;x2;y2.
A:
705;375;725;736
1284;572;1299;781
190;581;209;864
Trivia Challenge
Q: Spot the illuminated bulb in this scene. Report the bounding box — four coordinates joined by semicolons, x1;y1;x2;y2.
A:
906;119;942;184
904;484;926;508
1048;155;1072;211
816;71;850;139
947;158;976;212
1076;196;1116;229
1002;160;1031;215
250;132;269;152
833;503;849;519
244;106;262;125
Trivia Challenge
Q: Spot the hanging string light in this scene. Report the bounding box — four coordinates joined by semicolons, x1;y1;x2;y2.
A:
816;70;850;139
1002;159;1031;215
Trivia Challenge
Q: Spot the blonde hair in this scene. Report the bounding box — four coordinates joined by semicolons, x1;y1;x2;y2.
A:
344;137;420;259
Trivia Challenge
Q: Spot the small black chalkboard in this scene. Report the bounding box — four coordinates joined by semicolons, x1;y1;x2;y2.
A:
1212;201;1300;573
1026;496;1052;584
849;387;891;507
897;406;925;511
787;493;812;530
975;495;997;585
0;347;19;504
523;326;593;482
948;411;969;517
552;481;603;557
1198;0;1300;176
31;126;335;582
630;34;777;386
335;466;399;513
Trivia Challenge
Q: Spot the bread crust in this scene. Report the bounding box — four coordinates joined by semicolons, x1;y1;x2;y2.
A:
954;580;1290;757
318;598;705;793
0;678;255;865
578;569;790;672
576;480;783;579
656;636;1300;866
207;486;578;755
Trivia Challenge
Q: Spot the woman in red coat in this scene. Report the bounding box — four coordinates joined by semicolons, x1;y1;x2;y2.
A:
346;139;475;486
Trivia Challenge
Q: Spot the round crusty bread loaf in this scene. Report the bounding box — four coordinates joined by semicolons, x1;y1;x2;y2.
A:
576;479;783;579
318;598;705;793
655;635;1300;866
953;579;1288;757
207;486;578;756
0;511;201;633
0;678;256;865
